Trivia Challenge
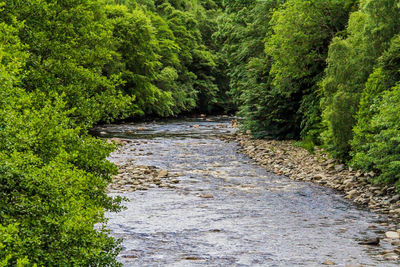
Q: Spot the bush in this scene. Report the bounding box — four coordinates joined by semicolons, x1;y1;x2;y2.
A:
362;85;400;189
352;34;400;169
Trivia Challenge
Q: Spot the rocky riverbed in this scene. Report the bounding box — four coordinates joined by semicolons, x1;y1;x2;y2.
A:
106;138;180;193
93;117;400;266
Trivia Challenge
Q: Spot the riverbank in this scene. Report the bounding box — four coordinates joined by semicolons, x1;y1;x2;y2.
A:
227;133;400;225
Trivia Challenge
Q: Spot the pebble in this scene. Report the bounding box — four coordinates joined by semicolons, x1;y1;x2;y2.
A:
199;194;214;199
182;256;204;260
322;260;336;265
158;170;169;178
385;231;400;239
383;252;399;260
358;237;380;246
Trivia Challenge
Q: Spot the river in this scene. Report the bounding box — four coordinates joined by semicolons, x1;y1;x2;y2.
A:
94;117;399;266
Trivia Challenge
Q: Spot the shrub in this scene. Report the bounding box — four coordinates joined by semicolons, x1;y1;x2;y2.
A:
363;85;400;190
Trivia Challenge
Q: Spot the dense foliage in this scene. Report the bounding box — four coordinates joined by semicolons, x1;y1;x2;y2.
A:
0;0;224;265
215;0;400;191
2;0;400;264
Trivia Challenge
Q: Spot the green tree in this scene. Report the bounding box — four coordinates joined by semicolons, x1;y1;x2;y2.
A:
351;33;400;171
320;0;400;160
266;0;356;141
0;8;122;265
359;84;400;189
0;0;132;126
106;4;174;117
155;0;219;114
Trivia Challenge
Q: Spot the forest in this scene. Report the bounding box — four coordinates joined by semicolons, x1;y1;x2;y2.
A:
1;0;400;265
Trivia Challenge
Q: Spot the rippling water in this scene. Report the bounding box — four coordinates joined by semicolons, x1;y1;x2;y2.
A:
94;117;398;266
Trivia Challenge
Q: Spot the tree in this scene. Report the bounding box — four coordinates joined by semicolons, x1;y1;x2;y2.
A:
266;0;356;141
0;7;122;265
320;0;400;160
0;0;132;126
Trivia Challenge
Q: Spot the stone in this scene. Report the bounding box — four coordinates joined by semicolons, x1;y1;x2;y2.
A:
192;125;200;128
157;170;169;178
335;164;345;172
322;260;336;265
200;194;214;199
385;231;400;239
391;240;400;246
343;178;353;185
358;237;380;245
389;208;400;214
390;195;400;203
383;252;399;260
314;174;325;180
122;254;138;259
182;256;204;261
345;189;358;199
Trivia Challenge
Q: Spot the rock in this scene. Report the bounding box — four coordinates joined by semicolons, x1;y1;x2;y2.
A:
391;240;400;246
314;174;326;180
182;256;204;261
171;179;180;184
109;137;124;144
335;164;345;172
157;170;169;178
390;208;400;214
322;260;336;265
390;195;400;203
385;231;400;239
383;252;399;260
192;125;200;128
199;194;213;199
358;237;380;245
121;254;138;259
343;178;353;185
345;189;358;199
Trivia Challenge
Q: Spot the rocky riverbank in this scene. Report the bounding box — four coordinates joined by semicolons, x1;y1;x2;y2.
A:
226;133;400;259
229;134;400;223
106;138;180;193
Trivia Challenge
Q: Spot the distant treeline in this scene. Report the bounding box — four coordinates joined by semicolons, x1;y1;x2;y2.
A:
1;0;400;265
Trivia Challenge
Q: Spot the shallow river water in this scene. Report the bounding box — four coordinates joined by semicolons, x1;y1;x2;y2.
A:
96;117;399;266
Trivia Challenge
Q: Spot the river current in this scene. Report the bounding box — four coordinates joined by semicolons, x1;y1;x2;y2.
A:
95;117;398;266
